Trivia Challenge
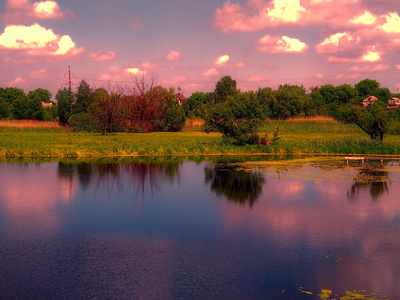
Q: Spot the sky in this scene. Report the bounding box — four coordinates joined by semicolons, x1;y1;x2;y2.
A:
1;0;400;98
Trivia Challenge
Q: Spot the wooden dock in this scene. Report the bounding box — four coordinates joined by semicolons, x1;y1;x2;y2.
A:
345;156;400;166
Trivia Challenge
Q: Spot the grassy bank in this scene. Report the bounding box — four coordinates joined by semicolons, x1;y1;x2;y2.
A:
1;118;400;158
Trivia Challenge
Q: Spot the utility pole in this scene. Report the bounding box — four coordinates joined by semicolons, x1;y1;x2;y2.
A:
64;65;75;91
67;66;72;91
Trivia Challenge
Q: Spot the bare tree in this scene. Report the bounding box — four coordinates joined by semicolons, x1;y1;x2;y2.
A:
90;85;125;135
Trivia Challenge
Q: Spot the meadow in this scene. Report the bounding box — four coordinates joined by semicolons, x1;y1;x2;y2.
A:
1;118;400;158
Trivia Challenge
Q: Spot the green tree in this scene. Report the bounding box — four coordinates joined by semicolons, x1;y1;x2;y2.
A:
0;95;11;119
351;101;389;142
11;95;30;119
56;88;74;125
205;91;268;144
73;80;94;114
273;84;310;118
355;78;380;100
0;87;25;104
28;88;52;103
215;76;237;104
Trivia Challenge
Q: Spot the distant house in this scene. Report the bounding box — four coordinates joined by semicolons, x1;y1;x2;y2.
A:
176;94;187;106
362;96;378;107
388;97;400;108
41;102;53;108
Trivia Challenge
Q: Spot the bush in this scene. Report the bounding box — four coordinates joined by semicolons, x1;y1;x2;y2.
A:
162;106;186;132
68;113;99;132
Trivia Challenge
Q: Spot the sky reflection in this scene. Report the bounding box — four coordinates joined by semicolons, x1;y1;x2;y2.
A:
0;158;399;299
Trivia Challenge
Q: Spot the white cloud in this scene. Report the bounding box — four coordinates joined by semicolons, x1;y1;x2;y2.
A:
379;12;400;34
258;35;308;53
349;11;377;25
267;0;305;23
166;50;181;61
33;1;63;19
362;50;381;62
126;68;141;75
316;32;360;54
214;54;230;67
0;23;83;56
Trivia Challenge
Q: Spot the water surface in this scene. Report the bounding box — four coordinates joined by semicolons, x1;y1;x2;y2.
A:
0;157;399;299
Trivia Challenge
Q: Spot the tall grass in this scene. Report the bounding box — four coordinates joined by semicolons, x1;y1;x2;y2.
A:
1;118;400;157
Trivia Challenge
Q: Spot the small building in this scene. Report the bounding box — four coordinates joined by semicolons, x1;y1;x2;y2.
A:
176;94;187;106
362;96;378;107
388;97;400;108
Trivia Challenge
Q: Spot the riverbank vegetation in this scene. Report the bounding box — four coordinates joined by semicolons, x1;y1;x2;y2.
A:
1;75;400;157
1;117;400;158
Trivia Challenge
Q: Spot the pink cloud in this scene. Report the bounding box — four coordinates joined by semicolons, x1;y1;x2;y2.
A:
4;0;74;22
88;51;116;61
315;73;324;79
0;23;83;56
214;0;370;33
335;72;360;79
349;64;390;72
30;68;48;78
214;0;306;33
247;76;265;82
109;65;121;73
98;73;122;81
5;76;24;86
258;34;308;53
166;50;181;61
202;67;219;77
128;17;142;29
235;61;246;68
315;32;361;54
141;61;158;70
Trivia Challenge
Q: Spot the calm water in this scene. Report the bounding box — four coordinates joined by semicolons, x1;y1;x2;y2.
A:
0;157;399;299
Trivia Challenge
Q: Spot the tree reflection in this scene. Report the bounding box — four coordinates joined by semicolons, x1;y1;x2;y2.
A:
57;161;181;197
204;164;265;207
347;163;389;200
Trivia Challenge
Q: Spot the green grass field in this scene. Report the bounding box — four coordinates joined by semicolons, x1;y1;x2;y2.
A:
1;118;400;158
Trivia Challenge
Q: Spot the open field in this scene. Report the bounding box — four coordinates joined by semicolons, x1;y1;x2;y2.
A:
1;118;400;158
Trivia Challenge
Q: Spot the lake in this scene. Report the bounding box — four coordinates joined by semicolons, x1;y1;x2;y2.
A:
0;156;399;299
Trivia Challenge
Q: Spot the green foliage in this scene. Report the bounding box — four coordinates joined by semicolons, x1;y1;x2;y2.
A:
89;87;124;135
28;88;52;103
351;101;389;142
162;106;186;132
73;80;94;114
56;88;74;125
182;92;213;118
355;78;380;99
0;87;25;104
206;91;268;144
215;76;237;103
68;112;99;132
0;96;11;119
272;84;310;118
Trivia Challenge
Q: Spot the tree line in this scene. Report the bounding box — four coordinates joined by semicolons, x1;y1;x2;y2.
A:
1;76;399;141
